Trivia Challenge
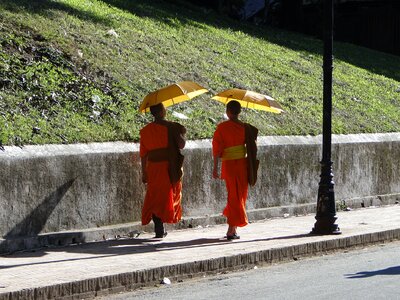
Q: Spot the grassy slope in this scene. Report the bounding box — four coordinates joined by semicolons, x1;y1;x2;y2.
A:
0;0;399;146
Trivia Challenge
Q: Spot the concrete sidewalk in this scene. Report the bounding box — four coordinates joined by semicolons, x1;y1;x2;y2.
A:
1;205;400;300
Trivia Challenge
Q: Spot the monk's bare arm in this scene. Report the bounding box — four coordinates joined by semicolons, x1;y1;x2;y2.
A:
177;126;186;149
213;156;220;179
212;128;222;179
141;155;148;184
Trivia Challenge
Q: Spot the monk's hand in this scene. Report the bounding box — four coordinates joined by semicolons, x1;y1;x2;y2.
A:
141;173;147;184
212;168;220;179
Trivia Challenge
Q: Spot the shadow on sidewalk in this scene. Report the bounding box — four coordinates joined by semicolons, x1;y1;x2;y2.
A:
0;233;311;269
345;266;400;278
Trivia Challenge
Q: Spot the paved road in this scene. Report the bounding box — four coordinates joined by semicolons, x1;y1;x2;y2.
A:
2;206;400;300
101;240;400;300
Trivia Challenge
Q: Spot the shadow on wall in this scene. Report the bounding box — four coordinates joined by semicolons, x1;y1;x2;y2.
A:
1;178;76;240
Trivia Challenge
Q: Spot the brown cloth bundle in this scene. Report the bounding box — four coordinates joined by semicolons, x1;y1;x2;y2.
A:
166;122;185;184
244;123;259;186
146;122;184;185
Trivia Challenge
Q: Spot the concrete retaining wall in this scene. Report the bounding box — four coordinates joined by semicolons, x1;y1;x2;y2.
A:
1;133;399;252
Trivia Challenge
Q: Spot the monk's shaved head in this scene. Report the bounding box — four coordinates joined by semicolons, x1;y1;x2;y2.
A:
150;103;165;118
226;100;241;115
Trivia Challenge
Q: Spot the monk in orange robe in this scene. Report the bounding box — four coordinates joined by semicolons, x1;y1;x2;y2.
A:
140;103;186;238
212;100;258;240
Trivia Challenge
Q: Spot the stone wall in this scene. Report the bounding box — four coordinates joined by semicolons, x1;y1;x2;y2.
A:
1;133;399;252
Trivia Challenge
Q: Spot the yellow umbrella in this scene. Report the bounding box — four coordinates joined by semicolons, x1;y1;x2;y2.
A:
212;88;284;114
139;81;208;113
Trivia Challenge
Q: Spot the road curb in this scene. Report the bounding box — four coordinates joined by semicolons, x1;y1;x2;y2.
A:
1;228;399;300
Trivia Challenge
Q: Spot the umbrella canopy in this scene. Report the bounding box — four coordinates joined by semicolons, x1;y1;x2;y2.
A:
139;81;208;113
212;88;284;114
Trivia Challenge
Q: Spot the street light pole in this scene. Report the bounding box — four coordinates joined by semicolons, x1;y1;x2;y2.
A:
311;0;341;235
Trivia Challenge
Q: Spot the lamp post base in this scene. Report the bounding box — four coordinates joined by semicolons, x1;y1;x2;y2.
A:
311;217;341;235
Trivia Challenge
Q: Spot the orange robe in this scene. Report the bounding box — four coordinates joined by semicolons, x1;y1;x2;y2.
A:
212;120;248;227
140;123;182;225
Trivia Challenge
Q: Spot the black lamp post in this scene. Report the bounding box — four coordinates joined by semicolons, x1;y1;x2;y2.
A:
311;0;341;235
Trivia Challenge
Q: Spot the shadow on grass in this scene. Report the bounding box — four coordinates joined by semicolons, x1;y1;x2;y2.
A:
0;0;113;26
101;0;400;82
3;0;400;81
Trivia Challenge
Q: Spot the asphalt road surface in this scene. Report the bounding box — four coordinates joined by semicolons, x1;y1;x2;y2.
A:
100;241;400;300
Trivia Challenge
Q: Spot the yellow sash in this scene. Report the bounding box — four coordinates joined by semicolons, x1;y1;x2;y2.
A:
222;145;246;161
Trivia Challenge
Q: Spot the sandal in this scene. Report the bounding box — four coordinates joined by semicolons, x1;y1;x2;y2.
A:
226;233;240;240
155;232;168;238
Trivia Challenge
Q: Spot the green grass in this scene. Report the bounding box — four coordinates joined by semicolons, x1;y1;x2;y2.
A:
0;0;399;146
